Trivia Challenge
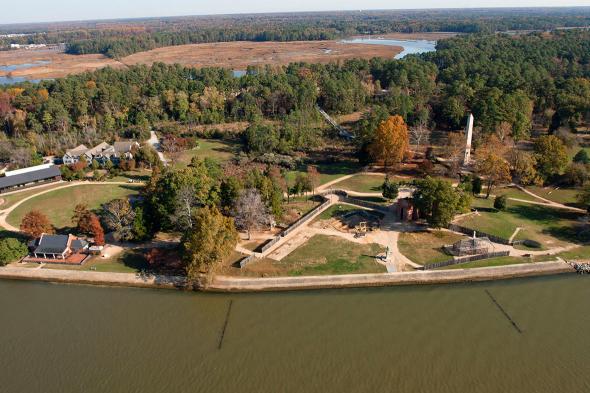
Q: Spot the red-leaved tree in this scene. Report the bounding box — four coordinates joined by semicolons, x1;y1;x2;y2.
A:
89;214;105;246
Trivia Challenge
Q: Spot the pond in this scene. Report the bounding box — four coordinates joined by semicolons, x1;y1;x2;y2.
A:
0;60;51;85
1;274;589;393
342;37;437;59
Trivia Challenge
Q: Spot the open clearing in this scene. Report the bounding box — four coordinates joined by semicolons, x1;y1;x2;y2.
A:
121;40;401;70
1;39;401;81
7;184;141;229
243;234;386;276
0;183;66;210
174;138;238;167
457;198;585;248
285;160;361;186
332;173;386;193
42;249;148;273
398;230;466;266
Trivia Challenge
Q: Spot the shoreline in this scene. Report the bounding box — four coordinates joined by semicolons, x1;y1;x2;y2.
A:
0;261;575;292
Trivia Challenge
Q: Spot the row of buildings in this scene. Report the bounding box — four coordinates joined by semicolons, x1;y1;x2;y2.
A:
62;141;139;165
0;140;139;193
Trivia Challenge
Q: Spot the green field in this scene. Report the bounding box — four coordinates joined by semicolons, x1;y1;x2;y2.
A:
0;183;66;210
398;230;466;266
315;204;360;221
557;246;590;261
332;173;386;193
457;199;585;247
442;256;534;269
7;184;142;230
176;138;238;167
280;235;386;276
285;160;361;186
42;249;149;273
526;186;581;207
245;234;387;276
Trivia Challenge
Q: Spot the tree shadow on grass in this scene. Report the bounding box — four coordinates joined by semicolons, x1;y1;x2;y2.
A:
507;204;587;243
301;160;361;177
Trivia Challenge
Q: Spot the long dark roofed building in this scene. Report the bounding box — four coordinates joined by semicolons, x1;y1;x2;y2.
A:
0;165;62;193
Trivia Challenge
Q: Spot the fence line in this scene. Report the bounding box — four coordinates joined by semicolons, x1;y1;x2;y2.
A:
423;251;510;270
239;190;392;268
448;224;513;245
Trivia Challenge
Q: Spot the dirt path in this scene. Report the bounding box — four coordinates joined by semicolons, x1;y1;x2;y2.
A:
511;185;586;213
147;130;168;165
0;181;136;233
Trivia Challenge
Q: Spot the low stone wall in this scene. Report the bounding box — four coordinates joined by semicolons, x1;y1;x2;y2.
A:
423;251;511;270
209;261;574;292
0;261;575;292
0;267;187;289
238;197;332;268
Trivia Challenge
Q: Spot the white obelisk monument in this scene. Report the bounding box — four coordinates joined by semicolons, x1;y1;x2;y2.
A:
463;113;474;165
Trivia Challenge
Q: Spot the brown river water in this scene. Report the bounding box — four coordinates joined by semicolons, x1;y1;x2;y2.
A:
1;275;589;393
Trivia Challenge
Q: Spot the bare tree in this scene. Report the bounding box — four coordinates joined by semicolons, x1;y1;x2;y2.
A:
102;198;136;241
172;185;197;229
409;120;430;149
234;189;270;240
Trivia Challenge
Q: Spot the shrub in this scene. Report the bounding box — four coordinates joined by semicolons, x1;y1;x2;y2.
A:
573;149;590;165
0;238;28;265
472;176;483;195
494;195;508;210
564;163;589;187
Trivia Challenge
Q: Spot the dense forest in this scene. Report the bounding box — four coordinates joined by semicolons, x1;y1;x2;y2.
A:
1;8;590;58
0;30;589;167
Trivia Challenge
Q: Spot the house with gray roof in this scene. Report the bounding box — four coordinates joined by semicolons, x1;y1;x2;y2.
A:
62;144;88;165
62;141;139;165
27;234;89;263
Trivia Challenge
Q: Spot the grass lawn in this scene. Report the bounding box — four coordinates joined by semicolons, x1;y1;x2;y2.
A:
332;173;385;193
494;186;538;202
350;195;389;205
42;250;149;273
398;230;466;266
0;183;65;210
457;198;586;247
7;184;142;230
442;256;535;269
285;160;361;186
278;235;386;276
175;138;238;167
283;197;321;224
315;204;362;221
108;169;152;183
526;186;582;207
557;246;590;261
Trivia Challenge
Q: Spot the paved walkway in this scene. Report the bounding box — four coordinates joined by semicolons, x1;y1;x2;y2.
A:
148;130;168;165
0;181;136;233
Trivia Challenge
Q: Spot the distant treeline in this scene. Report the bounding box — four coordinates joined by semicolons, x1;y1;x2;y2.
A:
0;30;588;165
1;8;590;58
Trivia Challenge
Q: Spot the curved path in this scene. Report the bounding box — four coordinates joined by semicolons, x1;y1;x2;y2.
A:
0;181;138;233
511;184;586;213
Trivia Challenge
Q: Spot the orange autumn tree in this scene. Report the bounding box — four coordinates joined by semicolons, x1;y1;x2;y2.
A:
370;115;410;169
88;214;105;246
20;211;54;238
